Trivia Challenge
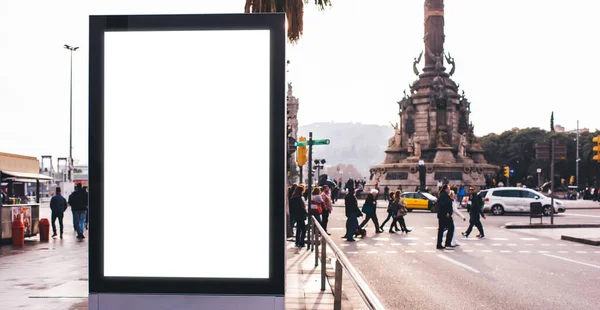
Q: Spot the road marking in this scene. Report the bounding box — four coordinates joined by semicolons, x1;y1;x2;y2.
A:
525;244;534;246
491;238;509;240
558;251;569;253
557;244;568;246
492;244;502;246
481;250;493;253
544;254;600;269
391;243;401;246
403;237;419;240
329;227;344;230
521;238;538;241
519;251;531;253
474;243;484;246
373;238;389;241
462;250;473;252
562;213;600;218
576;251;588;254
386;250;397;254
507;243;518;246
357;244;367;247
437;254;480;273
340;244;349;247
346;251;358;254
374;243;384;246
405;250;416;253
425;242;434;246
408;243;418;246
425;227;437;229
424;250;435;253
367;251;377;254
541;244;550;246
574;244;585;247
538;251;549;254
500;250;512;253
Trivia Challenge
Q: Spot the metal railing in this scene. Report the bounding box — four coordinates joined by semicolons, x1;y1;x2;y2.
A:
310;215;386;310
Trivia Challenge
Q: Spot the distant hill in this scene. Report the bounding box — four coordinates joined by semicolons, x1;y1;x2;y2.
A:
298;122;390;177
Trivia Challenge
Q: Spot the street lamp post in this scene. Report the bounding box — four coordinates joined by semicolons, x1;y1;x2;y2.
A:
64;44;79;182
576;120;580;191
418;160;426;192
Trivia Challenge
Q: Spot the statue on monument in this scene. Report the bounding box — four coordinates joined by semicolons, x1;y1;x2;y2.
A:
444;52;456;76
413;51;423;76
388;121;402;150
458;132;468;157
428;49;444;72
437;129;449;147
407;135;414;155
413;133;422;158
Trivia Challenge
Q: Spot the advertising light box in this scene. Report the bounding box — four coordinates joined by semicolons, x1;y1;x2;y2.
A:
88;14;286;308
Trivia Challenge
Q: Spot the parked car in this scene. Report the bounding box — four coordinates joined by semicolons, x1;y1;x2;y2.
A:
401;191;438;212
480;187;566;216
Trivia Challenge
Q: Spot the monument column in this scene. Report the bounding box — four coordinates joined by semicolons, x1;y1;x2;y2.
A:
423;0;445;71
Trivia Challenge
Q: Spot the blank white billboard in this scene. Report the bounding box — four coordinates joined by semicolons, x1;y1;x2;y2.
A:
103;30;271;279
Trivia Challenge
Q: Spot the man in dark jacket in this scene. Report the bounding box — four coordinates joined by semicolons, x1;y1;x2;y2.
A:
68;183;88;240
436;185;454;249
343;189;363;242
49;187;68;238
462;187;486;239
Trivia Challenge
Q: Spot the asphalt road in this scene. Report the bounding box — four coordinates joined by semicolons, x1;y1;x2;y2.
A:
325;202;600;310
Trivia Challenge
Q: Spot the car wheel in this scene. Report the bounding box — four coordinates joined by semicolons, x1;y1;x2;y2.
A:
407;209;413;212
430;205;437;213
543;205;553;216
491;205;504;216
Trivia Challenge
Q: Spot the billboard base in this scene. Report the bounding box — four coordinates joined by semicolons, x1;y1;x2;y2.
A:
89;293;284;310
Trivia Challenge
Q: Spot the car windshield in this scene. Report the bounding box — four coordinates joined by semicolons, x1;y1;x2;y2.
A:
421;192;436;200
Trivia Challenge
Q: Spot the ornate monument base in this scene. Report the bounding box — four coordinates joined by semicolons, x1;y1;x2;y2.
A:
433;147;455;164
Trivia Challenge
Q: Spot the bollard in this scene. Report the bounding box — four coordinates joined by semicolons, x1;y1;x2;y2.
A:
39;218;50;242
12;219;25;246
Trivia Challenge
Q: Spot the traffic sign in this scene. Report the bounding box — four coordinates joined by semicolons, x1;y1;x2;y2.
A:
295;139;330;146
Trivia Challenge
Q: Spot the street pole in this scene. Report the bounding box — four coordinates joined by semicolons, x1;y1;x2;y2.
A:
576;120;579;191
64;44;79;182
307;132;313;251
299;165;303;184
537;168;541;189
550;138;555;225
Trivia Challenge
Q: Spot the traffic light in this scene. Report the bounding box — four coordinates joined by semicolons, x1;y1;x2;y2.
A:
593;135;600;162
296;136;308;166
570;176;575;185
503;166;510;178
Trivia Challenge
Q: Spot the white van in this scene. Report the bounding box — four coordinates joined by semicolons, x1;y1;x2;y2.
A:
480;187;566;216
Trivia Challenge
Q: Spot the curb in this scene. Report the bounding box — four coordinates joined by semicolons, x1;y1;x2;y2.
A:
565;207;600;210
504;224;600;229
561;235;600;246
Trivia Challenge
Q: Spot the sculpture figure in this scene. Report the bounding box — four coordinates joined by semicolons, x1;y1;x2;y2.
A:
437;129;449;147
389;121;402;148
428;49;444;72
458;133;468;157
413;133;422;158
407;135;414;155
444;52;456;76
413;51;423;76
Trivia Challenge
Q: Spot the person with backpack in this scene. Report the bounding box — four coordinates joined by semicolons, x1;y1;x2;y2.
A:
68;183;88;240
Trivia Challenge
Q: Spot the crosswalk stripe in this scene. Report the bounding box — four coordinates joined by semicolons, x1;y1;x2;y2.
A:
558;251;569;253
521;238;538;241
519;251;531;253
500;250;512;253
462;250;473;252
405;250;416;253
537;251;549;253
367;251;377;254
492;244;502;246
374;243;384;246
576;251;588;254
373;238;390;241
386;251;397;254
481;250;493;253
491;238;509;240
391;243;401;246
347;251;358;254
424;250;436;253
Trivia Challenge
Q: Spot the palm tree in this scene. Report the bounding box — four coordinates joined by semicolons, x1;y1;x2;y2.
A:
244;0;332;43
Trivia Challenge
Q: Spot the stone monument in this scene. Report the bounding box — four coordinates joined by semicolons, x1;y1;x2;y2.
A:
368;0;498;190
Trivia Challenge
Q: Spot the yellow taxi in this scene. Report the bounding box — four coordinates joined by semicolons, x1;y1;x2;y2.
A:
401;192;438;212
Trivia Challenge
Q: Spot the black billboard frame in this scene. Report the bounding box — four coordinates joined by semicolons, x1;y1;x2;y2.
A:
88;13;286;296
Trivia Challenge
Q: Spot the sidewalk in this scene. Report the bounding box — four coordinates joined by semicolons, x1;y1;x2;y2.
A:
0;207;359;310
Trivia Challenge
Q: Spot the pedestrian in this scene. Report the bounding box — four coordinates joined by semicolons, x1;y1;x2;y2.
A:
379;191;397;232
321;185;333;235
436;184;455;249
384;185;389;201
343;188;363;241
446;190;466;246
359;189;382;234
310;187;325;227
289;186;307;248
395;190;411;233
49;186;68;239
462;186;486;239
68;183;88;240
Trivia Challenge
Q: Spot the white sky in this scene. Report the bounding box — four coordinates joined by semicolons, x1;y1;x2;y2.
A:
1;0;598;164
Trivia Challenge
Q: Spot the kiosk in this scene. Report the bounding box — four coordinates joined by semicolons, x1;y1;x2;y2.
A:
89;14;286;310
0;153;53;241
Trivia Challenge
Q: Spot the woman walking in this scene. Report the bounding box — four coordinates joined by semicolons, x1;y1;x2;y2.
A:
359;189;383;234
310;187;324;227
395;190;411;233
289;186;307;248
446;190;466;246
379;192;399;232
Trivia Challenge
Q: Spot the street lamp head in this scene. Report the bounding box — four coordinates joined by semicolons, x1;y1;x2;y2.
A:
320;159;326;164
418;160;424;166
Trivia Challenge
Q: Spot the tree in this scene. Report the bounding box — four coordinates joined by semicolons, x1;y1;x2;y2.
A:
244;0;332;43
550;111;555;132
